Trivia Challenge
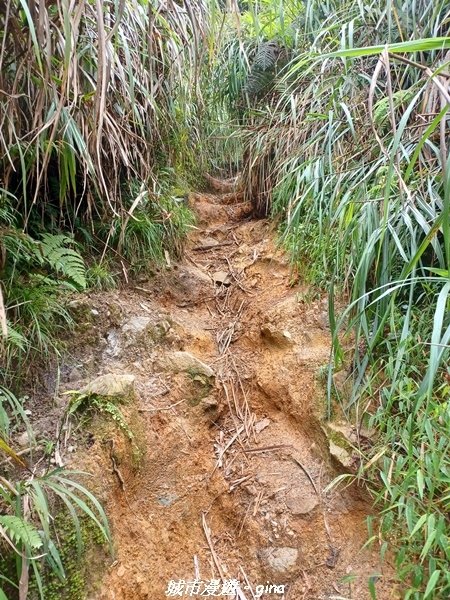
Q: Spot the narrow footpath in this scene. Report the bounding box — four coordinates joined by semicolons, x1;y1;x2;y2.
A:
73;185;396;600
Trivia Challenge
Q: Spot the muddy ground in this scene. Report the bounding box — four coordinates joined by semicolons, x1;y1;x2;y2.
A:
51;187;399;599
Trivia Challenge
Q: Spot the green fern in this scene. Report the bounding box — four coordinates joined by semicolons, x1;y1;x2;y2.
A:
373;89;415;127
92;398;134;441
0;386;111;598
244;41;283;99
0;516;43;551
4;321;27;353
67;391;134;440
39;234;86;290
254;41;280;70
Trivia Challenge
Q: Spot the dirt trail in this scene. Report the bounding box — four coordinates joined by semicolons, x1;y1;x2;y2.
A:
73;188;397;599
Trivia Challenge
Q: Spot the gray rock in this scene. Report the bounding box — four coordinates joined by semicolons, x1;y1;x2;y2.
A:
103;329;122;358
212;270;231;286
285;487;319;516
197;236;219;247
323;422;357;470
329;441;354;469
259;547;299;574
325;421;355;441
200;396;218;410
121;316;152;346
78;373;135;398
171;265;211;303
255;418;271;434
68;367;83;382
165;351;215;378
16;431;30;448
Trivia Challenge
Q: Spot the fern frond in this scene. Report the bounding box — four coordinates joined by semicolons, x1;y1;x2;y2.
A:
0;516;42;550
244;41;282;99
245;69;275;98
4;321;27;352
39;234;86;290
254;41;280;70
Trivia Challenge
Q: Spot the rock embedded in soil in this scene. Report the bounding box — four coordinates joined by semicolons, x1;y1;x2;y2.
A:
325;421;356;443
67;366;83;382
254;417;271;434
258;547;299;575
165;351;215;378
78;373;135;397
212;270;231;286
16;430;30;447
261;323;294;348
104;329;122;358
328;441;354;470
323;422;358;470
171;265;212;303
200;395;218;410
285;487;319;516
121;315;153;345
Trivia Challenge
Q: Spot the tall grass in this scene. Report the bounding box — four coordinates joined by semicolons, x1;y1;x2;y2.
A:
215;1;450;597
0;386;112;599
0;1;218;371
0;2;218;596
0;0;213;223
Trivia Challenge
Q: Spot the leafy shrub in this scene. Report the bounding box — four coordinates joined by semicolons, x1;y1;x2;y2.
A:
0;387;111;599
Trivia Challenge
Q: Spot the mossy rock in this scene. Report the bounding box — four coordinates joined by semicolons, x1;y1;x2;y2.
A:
322;421;356;470
187;371;214;406
77;374;135;399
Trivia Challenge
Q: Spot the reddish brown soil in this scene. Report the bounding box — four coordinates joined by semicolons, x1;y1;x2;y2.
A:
67;190;399;599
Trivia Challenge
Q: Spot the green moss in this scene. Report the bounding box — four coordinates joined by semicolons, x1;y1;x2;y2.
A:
186;370;213;406
322;423;353;452
68;391;135;441
0;515;107;600
31;514;108;600
127;410;147;471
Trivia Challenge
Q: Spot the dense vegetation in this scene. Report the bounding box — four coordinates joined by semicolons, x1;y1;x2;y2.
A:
0;1;210;597
1;0;449;598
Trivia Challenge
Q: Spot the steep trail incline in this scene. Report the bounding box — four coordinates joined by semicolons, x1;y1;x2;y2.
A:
74;187;396;599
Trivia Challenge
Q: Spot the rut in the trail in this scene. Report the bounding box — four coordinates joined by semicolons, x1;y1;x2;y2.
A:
77;186;397;600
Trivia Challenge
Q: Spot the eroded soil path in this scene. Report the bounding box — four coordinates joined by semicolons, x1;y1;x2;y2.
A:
68;187;397;599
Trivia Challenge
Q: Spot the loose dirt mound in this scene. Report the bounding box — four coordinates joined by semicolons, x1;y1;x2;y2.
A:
66;189;398;599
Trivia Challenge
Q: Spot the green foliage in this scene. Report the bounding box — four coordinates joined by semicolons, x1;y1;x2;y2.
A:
0;0;214;225
37;515;107;600
0;515;42;551
0;0;209;383
0;224;82;375
101;183;195;273
2;0;449;597
1;208;86;293
244;41;287;100
0;2;216;599
0;388;111;600
369;373;450;598
38;234;86;290
215;0;450;596
67;392;134;441
86;262;117;292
